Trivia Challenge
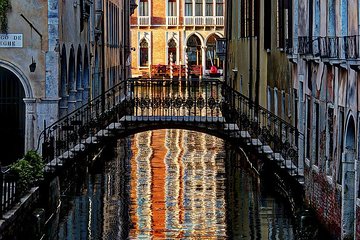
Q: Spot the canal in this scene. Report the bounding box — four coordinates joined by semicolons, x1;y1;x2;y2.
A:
47;129;329;239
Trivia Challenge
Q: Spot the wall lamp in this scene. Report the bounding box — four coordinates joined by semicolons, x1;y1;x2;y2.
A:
29;57;36;72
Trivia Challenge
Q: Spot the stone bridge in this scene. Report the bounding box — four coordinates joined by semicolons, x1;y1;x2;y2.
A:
40;78;304;184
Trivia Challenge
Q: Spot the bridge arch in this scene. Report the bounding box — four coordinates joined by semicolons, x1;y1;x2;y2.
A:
0;61;34;164
341;113;356;239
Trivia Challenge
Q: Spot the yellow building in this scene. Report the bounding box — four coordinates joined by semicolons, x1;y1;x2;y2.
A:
225;0;293;123
130;0;225;78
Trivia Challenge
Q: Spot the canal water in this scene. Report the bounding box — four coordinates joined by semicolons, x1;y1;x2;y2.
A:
49;129;327;240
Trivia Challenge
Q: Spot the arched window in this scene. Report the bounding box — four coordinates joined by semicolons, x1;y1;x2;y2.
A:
206;34;223;69
168;0;177;16
168;39;177;64
140;39;149;67
187;35;202;66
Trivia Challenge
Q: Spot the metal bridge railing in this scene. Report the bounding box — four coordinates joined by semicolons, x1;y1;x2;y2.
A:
0;168;18;218
221;84;300;176
39;78;301;177
40;80;128;166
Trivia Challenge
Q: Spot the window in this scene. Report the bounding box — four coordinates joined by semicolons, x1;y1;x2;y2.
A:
206;0;213;16
139;0;149;16
168;39;177;64
168;0;177;16
314;102;319;166
326;106;334;176
264;0;271;49
337;107;344;184
185;0;193;16
195;0;203;16
267;87;271;112
281;90;285;119
294;89;298;145
306;97;311;159
216;0;223;16
139;39;149;67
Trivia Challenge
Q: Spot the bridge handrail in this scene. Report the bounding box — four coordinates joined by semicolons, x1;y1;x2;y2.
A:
38;77;302;178
222;84;298;132
39;80;128;165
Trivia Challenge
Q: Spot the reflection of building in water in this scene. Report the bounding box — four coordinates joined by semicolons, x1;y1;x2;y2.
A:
129;129;227;239
57;174;104;239
225;150;295;239
102;139;132;239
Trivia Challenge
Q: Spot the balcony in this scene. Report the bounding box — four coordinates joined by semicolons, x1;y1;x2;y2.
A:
215;16;224;26
138;16;150;26
344;35;359;59
184;16;224;27
166;16;178;26
318;36;340;59
298;36;320;60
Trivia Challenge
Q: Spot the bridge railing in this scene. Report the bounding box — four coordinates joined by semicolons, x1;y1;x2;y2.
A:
221;84;300;175
40;80;128;167
0;168;18;218
39;78;300;177
124;78;224;121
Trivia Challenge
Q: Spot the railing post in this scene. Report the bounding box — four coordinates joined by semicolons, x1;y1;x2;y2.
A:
0;168;3;218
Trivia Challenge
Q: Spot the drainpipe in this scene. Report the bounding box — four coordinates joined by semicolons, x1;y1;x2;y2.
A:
249;0;253;104
255;0;260;114
101;3;106;112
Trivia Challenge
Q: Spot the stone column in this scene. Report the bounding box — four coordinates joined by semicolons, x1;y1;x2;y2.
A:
201;46;207;77
76;65;83;108
23;98;36;152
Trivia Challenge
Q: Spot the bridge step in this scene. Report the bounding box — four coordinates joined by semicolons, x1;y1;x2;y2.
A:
224;123;239;131
261;145;273;154
72;143;86;152
95;130;114;138
250;138;262;146
107;122;123;130
280;160;297;170
120;115;225;123
82;136;98;145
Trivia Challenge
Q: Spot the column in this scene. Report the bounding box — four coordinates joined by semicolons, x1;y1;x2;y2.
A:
23;98;36;152
201;46;207;77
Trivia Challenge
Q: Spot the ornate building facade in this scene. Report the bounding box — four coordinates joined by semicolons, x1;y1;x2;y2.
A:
130;0;225;78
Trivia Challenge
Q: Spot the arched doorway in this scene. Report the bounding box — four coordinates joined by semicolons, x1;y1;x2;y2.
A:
186;34;202;66
83;46;90;104
68;46;76;112
0;67;25;165
342;115;356;239
205;34;223;70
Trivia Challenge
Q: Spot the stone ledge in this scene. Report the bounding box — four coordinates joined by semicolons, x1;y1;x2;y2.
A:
0;187;40;234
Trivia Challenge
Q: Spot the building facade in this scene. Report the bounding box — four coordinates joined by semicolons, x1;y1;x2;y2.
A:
0;0;133;165
226;0;360;239
130;0;225;78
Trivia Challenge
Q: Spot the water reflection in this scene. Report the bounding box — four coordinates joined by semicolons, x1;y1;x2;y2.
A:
53;129;298;240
